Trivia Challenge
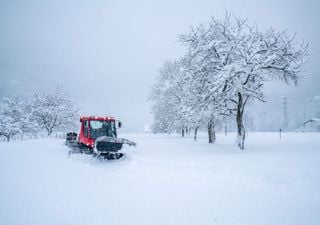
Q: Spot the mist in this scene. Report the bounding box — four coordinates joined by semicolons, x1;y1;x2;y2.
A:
1;0;319;131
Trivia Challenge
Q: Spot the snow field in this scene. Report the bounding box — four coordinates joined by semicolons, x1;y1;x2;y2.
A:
0;132;319;225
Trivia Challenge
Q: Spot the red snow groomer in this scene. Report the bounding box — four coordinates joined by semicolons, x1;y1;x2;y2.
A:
66;116;136;160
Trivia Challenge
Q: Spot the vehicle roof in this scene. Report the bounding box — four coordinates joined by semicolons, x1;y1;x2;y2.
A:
80;116;115;121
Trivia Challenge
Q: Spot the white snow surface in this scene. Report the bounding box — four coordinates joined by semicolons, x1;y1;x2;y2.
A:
0;132;320;225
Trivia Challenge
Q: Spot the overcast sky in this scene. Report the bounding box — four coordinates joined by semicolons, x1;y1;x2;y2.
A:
1;0;319;130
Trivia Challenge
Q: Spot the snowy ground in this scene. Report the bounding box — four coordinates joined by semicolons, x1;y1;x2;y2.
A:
0;132;320;225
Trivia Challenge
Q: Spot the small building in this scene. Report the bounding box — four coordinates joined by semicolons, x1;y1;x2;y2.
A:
303;118;320;131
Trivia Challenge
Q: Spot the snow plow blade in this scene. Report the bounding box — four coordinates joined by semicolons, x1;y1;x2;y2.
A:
92;136;136;160
95;136;137;147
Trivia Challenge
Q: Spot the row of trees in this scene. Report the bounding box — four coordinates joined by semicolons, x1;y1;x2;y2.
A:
0;87;78;141
150;13;308;149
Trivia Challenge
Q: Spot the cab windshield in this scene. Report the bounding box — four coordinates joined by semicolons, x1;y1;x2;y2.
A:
89;120;116;139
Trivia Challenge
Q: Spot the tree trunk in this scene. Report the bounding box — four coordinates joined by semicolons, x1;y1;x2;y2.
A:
236;92;245;150
182;128;185;137
6;135;10;142
207;121;216;144
47;127;53;136
194;126;199;141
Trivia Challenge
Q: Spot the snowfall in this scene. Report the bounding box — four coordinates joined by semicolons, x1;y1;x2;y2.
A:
0;132;320;225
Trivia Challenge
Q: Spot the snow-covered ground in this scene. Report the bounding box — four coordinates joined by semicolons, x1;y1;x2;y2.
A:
0;132;320;225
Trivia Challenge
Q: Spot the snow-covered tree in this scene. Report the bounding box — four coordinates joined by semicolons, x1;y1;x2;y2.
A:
150;60;189;135
180;34;231;143
0;96;30;141
180;12;308;149
30;87;79;136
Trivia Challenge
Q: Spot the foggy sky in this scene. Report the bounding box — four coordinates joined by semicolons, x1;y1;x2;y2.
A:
1;0;319;131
